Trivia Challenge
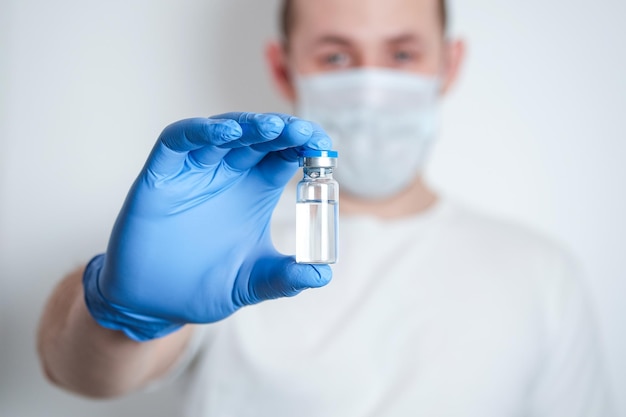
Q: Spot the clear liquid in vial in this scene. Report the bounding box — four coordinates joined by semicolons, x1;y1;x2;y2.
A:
296;200;337;264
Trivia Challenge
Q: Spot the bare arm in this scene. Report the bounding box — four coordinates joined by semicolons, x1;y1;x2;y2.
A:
37;266;194;398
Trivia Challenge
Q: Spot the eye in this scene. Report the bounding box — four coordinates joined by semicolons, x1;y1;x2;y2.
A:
393;50;416;63
323;52;351;67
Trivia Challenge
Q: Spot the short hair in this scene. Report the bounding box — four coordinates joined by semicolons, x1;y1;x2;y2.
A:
280;0;448;41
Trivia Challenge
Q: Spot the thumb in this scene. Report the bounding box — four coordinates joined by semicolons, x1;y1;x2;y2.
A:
238;256;332;305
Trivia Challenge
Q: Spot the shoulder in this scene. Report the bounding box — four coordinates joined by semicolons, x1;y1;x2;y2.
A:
441;199;576;267
440;199;586;311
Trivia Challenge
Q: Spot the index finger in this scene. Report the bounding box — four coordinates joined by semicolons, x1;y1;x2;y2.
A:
221;114;312;172
210;112;286;148
250;114;332;154
221;114;332;173
147;118;243;177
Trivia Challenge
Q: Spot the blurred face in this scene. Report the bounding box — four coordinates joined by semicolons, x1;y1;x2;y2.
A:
265;0;464;203
267;0;463;101
288;0;446;76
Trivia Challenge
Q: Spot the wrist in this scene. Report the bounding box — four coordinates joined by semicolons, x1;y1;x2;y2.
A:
82;254;183;342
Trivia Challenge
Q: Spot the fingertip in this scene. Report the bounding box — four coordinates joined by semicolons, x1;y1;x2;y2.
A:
309;264;333;287
291;120;313;137
221;119;244;138
205;118;243;146
309;135;332;151
265;113;312;137
254;114;285;139
287;262;332;289
272;119;316;149
304;122;333;150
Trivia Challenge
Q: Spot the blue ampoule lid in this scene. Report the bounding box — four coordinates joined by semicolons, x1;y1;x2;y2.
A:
299;150;338;158
298;149;338;168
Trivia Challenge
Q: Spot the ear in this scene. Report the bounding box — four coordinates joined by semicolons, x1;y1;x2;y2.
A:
441;39;466;95
265;40;297;102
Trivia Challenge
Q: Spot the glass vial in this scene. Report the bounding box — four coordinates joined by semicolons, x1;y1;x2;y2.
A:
296;150;339;264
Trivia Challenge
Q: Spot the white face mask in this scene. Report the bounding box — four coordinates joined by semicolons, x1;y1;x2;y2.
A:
295;68;441;199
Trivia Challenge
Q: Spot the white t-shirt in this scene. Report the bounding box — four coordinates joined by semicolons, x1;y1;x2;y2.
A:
166;191;614;417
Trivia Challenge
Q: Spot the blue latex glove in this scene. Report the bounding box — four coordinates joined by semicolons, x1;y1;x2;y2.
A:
83;113;333;341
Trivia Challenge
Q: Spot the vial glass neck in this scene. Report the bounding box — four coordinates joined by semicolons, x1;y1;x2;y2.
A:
303;167;334;180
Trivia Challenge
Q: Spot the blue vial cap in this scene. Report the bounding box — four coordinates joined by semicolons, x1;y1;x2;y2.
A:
299;149;338;168
299;150;338;158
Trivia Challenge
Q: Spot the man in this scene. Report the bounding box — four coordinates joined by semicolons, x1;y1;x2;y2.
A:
37;0;614;416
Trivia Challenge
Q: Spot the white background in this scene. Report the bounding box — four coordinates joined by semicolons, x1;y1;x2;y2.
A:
1;0;624;416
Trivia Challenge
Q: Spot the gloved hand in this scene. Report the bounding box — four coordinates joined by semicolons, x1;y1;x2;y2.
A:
83;113;333;341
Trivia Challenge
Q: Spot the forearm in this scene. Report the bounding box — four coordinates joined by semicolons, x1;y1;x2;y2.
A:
37;266;193;398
